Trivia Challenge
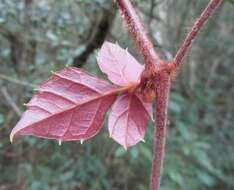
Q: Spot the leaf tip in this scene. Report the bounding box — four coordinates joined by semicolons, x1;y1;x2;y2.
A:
150;114;155;122
123;145;128;151
109;132;113;138
96;54;100;63
58;139;62;146
10;133;14;144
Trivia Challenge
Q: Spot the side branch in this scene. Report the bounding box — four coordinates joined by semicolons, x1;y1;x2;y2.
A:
0;74;36;88
0;87;22;117
151;72;171;190
115;0;161;72
172;0;223;69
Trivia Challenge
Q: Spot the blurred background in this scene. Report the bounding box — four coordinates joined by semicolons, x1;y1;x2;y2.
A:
0;0;234;190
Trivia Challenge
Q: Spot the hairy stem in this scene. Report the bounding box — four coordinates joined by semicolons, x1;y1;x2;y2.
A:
115;0;161;72
150;72;171;190
115;0;222;190
172;0;223;69
115;1;171;190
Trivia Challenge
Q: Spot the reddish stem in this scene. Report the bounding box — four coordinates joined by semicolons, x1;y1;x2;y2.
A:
115;0;161;72
150;72;171;190
115;1;223;190
172;0;223;69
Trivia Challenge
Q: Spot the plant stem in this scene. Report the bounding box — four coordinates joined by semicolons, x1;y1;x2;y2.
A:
115;1;222;190
115;0;161;72
115;1;171;190
172;0;223;69
150;72;171;190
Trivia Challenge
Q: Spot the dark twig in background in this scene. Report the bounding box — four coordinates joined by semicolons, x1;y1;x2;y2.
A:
73;8;117;67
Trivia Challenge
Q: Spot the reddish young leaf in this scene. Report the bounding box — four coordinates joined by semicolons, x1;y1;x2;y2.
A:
109;93;153;149
97;41;144;86
10;67;119;143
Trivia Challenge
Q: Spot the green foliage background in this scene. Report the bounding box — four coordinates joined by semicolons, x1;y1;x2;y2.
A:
0;0;233;189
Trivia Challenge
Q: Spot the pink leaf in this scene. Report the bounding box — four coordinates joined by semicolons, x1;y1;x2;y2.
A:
10;67;118;143
108;92;153;149
97;41;144;86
